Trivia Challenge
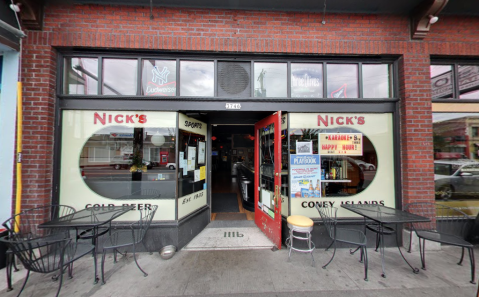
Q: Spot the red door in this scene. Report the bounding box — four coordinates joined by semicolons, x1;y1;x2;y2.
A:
254;111;282;249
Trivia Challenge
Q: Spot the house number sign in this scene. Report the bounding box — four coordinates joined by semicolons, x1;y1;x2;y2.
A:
225;103;241;110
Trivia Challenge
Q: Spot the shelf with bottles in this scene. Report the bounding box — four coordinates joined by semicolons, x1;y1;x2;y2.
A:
321;179;351;183
321;156;349;181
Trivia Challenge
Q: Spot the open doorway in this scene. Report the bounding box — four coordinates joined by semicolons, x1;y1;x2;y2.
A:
211;124;255;221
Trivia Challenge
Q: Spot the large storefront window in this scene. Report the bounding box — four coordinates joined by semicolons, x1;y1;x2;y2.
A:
433;112;479;216
61;110;177;220
288;113;395;218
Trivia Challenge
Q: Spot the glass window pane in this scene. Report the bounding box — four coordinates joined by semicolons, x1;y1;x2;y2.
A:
431;65;453;99
327;64;358;98
458;65;479;99
63;57;98;95
141;60;177;96
291;63;323;98
180;61;214;96
433;112;479;216
362;64;391;98
102;59;138;95
254;62;287;98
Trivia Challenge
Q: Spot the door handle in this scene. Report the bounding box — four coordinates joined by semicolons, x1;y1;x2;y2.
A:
274;185;280;207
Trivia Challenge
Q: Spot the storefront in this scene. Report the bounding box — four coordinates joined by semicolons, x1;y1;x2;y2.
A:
57;52;399;248
7;1;479;251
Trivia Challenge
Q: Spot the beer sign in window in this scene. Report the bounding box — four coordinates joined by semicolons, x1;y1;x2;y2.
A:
319;133;363;156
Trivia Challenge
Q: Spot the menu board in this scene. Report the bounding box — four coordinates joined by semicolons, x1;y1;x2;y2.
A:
319;133;363;156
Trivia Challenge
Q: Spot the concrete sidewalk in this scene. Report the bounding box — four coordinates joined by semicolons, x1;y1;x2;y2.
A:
1;245;478;297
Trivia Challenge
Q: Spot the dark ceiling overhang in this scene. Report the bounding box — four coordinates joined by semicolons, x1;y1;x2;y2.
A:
71;0;479;15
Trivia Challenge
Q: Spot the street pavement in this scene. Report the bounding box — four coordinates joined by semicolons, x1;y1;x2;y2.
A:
1;244;478;297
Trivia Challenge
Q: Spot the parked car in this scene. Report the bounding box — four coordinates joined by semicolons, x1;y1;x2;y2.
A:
354;159;376;171
434;160;479;200
110;155;153;170
166;163;176;170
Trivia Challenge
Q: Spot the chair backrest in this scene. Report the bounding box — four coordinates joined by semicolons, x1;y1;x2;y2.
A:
2;205;76;240
404;202;470;237
0;236;72;274
315;204;337;240
133;189;160;198
131;205;158;244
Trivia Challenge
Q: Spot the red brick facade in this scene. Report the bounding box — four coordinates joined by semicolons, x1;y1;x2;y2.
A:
16;4;479;209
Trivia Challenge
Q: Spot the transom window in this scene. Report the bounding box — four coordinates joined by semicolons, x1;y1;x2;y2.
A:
431;63;479;100
62;55;394;99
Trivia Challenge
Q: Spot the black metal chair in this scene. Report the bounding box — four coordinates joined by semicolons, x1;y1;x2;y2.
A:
404;202;475;284
101;205;158;284
2;205;77;292
1;204;95;296
315;205;368;281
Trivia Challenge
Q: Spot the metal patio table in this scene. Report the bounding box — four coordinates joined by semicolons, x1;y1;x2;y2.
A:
38;205;135;283
341;204;430;278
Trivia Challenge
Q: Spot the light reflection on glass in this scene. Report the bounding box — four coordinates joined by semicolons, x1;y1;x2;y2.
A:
291;63;323;98
254;63;287;98
433;112;479;215
327;64;358;98
362;64;391;98
103;59;138;95
431;65;453;99
458;65;479;99
180;61;214;96
63;57;98;95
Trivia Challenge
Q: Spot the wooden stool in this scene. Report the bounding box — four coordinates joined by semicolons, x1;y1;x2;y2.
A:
285;215;315;266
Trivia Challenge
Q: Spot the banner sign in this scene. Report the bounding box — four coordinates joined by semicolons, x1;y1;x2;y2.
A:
319;133;363;156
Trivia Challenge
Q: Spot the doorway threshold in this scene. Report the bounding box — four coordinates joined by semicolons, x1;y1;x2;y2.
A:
182;221;274;251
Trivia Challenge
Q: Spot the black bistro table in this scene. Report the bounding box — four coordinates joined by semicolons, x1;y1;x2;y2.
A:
38;205;135;283
341;204;430;278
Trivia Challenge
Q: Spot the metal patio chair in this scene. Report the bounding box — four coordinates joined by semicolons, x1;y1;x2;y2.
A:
101;205;158;284
1;204;95;297
404;202;475;284
2;205;98;293
315;205;368;281
0;236;94;297
2;205;77;292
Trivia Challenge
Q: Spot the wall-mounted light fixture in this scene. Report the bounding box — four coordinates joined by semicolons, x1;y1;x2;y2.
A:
429;15;439;24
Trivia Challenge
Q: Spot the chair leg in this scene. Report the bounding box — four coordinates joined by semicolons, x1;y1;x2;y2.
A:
101;249;108;284
308;232;315;267
458;247;465;265
323;240;337;269
407;229;413;253
17;270;31;297
362;246;368;281
132;244;148;277
419;238;427;270
6;252;14;291
375;232;380;252
468;247;476;284
55;266;65;297
325;239;334;252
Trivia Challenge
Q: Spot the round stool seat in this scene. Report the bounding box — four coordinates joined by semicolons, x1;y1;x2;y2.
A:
287;215;314;228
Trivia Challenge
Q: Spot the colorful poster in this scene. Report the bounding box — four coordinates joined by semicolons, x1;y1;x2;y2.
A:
290;154;321;198
319;133;363;156
199;166;206;180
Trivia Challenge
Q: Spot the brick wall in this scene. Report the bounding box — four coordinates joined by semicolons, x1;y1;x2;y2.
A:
16;4;479;210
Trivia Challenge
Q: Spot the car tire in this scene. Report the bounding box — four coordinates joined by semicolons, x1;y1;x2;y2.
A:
169;165;175;170
369;166;374;171
114;164;121;170
438;185;453;200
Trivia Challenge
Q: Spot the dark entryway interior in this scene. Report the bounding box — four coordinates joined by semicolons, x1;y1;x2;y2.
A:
181;111;276;221
211;124;255;221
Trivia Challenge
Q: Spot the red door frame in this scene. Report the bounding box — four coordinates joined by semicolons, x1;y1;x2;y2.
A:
254;111;282;249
